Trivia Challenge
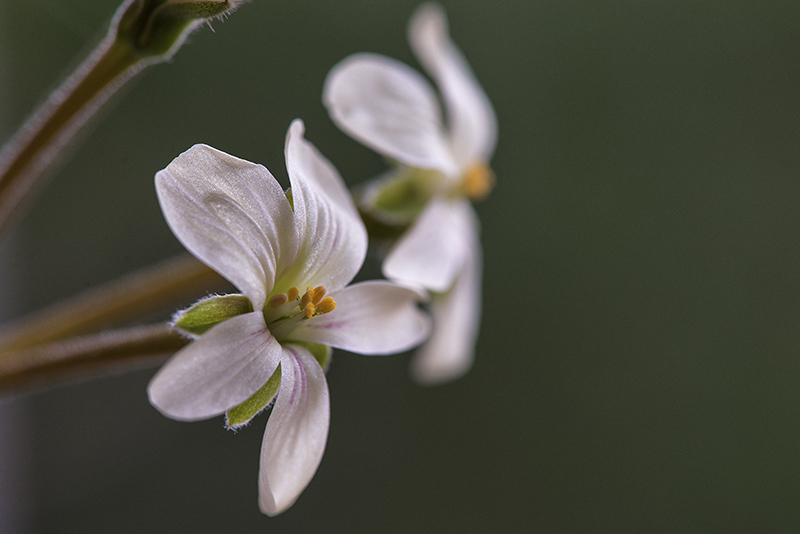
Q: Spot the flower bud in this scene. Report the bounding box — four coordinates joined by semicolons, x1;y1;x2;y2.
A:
114;0;247;58
173;293;253;337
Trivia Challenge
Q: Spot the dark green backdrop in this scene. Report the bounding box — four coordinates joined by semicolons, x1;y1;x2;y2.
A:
1;0;800;532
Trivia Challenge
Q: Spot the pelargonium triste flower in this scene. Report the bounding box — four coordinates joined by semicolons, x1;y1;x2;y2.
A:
323;3;497;384
147;119;431;516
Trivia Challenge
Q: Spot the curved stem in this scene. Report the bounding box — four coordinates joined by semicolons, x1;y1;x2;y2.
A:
0;35;141;236
0;0;246;237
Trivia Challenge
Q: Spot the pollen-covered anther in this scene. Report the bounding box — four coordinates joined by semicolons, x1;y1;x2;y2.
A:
315;297;336;315
267;293;289;308
297;286;336;319
462;162;495;201
311;285;327;305
299;287;314;310
287;287;300;301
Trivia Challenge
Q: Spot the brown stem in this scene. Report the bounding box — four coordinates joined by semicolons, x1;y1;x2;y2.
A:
0;0;246;238
0;323;188;395
0;36;142;237
0;254;228;353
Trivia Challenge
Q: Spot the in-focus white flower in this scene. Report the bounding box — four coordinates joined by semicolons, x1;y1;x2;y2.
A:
323;3;497;384
147;120;431;516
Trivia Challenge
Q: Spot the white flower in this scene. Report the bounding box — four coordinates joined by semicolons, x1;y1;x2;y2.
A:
323;3;497;384
147;120;431;516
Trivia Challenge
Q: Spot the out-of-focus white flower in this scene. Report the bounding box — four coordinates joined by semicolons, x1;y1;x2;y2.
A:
147;120;430;516
323;3;497;384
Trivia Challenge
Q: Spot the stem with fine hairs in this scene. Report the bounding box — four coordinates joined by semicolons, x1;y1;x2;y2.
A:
0;0;246;237
0;254;228;354
0;323;188;395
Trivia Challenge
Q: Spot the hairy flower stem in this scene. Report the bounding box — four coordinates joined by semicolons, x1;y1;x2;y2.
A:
0;254;229;395
0;38;137;236
0;254;227;354
0;324;188;395
0;0;245;237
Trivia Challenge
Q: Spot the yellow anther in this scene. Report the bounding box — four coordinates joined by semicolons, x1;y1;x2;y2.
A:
316;297;336;315
294;286;337;319
299;287;313;310
267;293;289;308
287;287;300;301
311;285;327;305
462;162;495;201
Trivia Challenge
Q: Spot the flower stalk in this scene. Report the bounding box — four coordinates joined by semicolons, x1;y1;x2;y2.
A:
0;0;246;236
0;254;226;355
0;323;187;395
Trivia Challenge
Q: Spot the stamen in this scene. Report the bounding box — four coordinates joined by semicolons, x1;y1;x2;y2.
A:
462;162;495;201
302;286;337;318
269;313;305;340
267;293;288;308
262;295;300;325
316;297;336;315
311;285;327;305
287;287;300;301
299;287;313;310
266;284;339;337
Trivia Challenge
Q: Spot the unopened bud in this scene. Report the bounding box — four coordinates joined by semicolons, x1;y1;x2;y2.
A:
173;293;253;336
115;0;248;58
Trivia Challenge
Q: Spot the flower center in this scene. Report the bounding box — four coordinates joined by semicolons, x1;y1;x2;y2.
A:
263;285;336;340
461;162;495;201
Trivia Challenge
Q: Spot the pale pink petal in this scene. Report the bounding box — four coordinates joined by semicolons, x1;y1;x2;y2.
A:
279;120;367;292
412;220;482;384
383;198;473;293
258;345;329;516
288;280;431;355
156;145;298;308
147;312;282;421
409;4;498;166
323;53;459;176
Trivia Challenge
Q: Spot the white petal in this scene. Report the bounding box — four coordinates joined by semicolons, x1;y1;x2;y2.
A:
156;145;298;309
409;4;498;166
148;312;283;421
288;280;432;355
279;120;368;291
412;220;482;384
259;345;329;516
323;53;459;175
383;198;473;292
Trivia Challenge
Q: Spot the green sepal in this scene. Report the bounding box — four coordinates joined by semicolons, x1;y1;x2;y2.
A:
226;365;281;429
116;0;241;58
156;1;238;20
362;167;440;225
292;341;332;371
173;294;253;336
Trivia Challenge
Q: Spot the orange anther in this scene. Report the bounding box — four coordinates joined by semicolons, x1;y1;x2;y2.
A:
316;297;336;315
311;285;327;305
462;162;495;201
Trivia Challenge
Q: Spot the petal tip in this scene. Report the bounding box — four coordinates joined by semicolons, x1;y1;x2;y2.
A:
288;118;305;140
410;2;448;38
411;357;472;386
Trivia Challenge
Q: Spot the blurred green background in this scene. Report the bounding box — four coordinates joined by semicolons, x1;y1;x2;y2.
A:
1;0;800;532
